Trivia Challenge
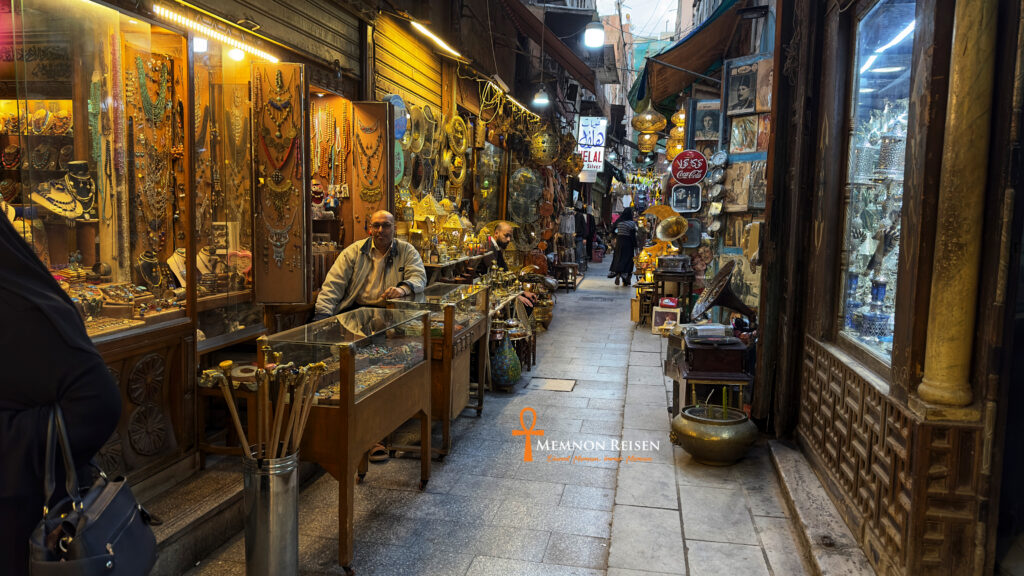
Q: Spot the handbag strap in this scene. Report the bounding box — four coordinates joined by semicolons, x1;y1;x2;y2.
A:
42;405;82;514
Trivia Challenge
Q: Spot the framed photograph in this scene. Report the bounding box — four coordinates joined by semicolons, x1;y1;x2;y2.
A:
748;160;767;209
729;116;758;154
688;99;722;148
669;183;702;213
652;306;681;334
725;214;752;247
756;114;771;152
724;162;751;212
727;64;757;116
719;253;761;311
756;59;773;113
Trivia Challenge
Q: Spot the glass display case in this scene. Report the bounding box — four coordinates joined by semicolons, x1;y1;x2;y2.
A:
261;308;428;403
193;33;262;346
387;283;489;454
4;0;190;339
257;307;432;570
389;282;488;340
839;0;914;362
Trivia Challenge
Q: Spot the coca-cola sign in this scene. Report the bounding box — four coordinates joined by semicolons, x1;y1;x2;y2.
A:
670;150;708;186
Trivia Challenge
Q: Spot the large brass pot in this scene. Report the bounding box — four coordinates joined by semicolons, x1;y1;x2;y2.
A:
670;405;757;466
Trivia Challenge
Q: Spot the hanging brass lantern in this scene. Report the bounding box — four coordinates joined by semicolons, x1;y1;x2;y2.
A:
669;125;686;140
665;140;686;161
671;108;686;127
530;125;561;166
564;152;584;175
632;101;668;133
637;132;658;153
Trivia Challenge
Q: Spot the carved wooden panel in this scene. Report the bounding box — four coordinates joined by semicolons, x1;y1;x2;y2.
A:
800;335;986;576
911;424;982;575
95;335;188;485
800;336;912;572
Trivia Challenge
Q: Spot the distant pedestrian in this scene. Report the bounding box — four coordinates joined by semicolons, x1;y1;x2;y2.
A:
0;215;122;575
609;207;638;287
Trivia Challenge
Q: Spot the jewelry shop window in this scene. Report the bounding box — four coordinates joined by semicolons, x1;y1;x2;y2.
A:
839;0;914;363
192;33;262;345
5;0;188;339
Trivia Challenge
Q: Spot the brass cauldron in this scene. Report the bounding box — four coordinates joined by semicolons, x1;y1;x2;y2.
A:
670;406;757;466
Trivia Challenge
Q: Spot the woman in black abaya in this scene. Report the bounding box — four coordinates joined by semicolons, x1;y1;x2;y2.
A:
0;215;121;575
609;207;638;286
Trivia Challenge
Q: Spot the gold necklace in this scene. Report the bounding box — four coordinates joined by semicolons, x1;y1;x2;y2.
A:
355;118;383;203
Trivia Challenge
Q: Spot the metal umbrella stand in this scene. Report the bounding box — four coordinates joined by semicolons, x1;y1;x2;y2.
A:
200;360;325;576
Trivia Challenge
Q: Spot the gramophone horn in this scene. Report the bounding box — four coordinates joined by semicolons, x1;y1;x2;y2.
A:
690;260;757;324
655;216;689;242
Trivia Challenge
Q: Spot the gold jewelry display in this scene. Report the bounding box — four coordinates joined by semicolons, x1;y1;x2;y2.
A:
136;249;164;289
355;117;383;203
29;108;52;135
263;69;296;140
50;110;72;135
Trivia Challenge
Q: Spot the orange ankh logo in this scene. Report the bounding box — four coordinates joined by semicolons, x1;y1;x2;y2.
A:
512;407;544;462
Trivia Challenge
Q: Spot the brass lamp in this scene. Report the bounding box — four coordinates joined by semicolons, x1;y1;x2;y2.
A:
632;101;668;133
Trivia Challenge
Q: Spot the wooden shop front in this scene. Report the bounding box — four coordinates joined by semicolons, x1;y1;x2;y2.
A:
761;0;1023;573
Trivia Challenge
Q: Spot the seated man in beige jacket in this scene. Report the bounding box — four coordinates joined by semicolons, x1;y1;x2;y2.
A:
314;210;426;321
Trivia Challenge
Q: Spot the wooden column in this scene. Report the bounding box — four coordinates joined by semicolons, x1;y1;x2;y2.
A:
917;0;997;408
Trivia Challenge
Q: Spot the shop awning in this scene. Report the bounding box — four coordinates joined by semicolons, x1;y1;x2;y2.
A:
499;0;597;95
629;0;745;106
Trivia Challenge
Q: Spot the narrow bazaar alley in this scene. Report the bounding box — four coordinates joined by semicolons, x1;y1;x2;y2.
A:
184;260;812;576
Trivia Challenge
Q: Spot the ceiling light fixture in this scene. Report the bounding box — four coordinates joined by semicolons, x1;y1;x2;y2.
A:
584;16;605;48
228;48;245;61
533;86;550;107
411;21;462;58
869;66;904;73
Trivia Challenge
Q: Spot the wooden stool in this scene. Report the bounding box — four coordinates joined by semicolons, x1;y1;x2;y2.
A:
197;386;259;468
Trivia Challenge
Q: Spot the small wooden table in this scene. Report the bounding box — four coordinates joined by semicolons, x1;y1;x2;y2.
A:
664;333;750;416
653;270;695;322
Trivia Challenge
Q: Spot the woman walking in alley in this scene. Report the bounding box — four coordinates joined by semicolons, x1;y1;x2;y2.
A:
609;207;638;286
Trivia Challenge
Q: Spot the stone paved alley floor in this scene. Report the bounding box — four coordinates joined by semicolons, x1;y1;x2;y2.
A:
187;259;812;576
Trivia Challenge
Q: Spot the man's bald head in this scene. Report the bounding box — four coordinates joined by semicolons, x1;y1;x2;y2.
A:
493;221;513;248
369;210;397;250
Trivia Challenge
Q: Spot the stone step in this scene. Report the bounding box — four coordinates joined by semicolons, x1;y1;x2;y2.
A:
769;440;875;576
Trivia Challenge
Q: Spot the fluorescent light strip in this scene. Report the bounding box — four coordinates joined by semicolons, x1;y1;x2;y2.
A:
869;66;904;73
859;54;877;74
154;5;278;62
875;21;915;54
411;21;462;58
487;80;538;119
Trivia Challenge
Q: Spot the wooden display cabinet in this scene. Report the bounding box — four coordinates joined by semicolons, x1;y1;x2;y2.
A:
388;283;490;456
257;308;431;570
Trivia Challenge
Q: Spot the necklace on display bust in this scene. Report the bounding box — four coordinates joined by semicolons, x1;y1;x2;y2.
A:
137;249;164;289
167;247;188;287
31;181;83;219
3;145;21;169
28;108;52;135
31;144;54;170
64;163;96;216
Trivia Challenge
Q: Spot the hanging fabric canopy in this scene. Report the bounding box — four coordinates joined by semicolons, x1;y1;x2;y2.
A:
628;0;745;110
